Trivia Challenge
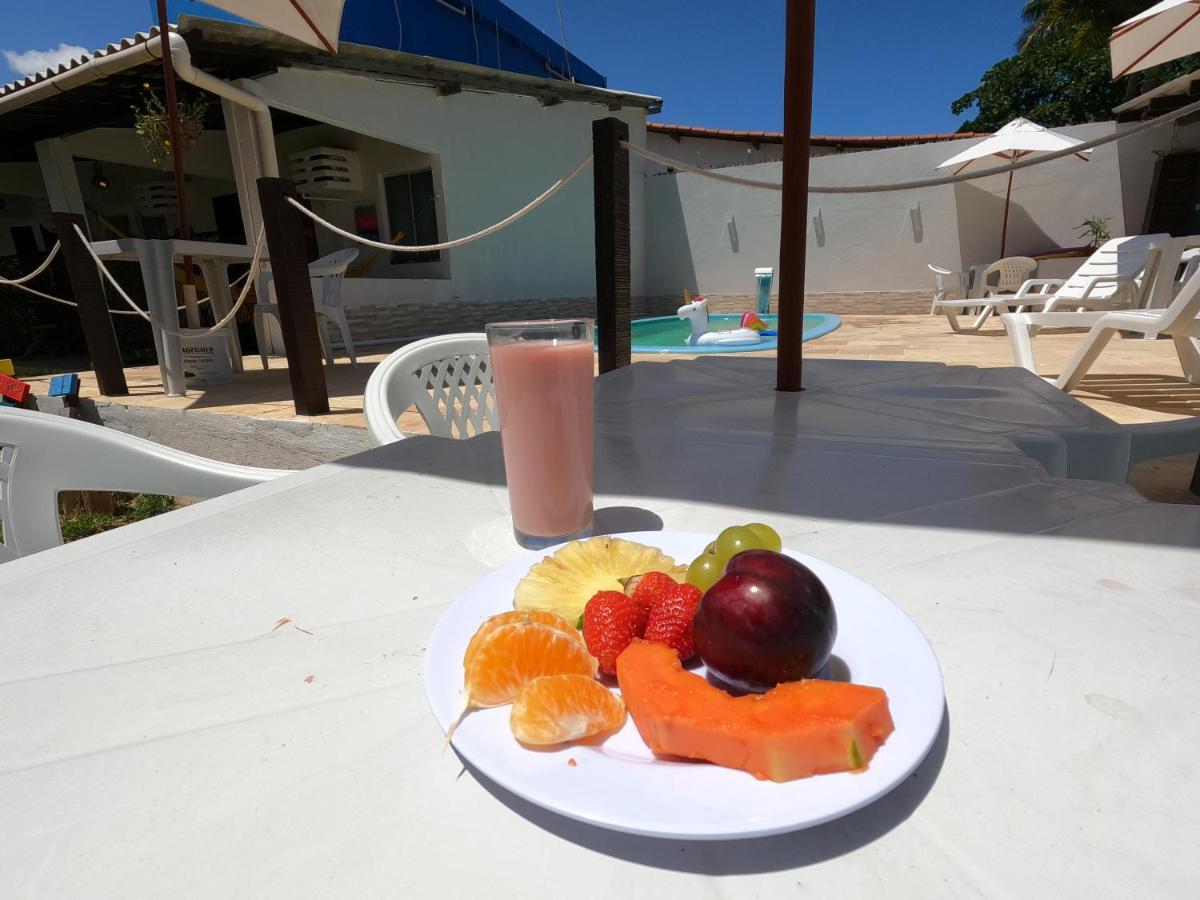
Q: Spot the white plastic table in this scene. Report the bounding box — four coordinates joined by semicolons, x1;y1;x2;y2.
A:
3;374;1200;895
90;239;255;396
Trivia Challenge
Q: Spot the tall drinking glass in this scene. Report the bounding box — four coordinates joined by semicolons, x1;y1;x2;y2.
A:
486;319;594;549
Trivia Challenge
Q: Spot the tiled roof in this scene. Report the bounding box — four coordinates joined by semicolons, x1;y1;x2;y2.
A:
0;27;167;99
647;123;990;146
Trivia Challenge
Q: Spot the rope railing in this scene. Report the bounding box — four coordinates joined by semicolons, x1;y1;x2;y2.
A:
72;224;266;338
0;243;243;316
286;154;594;252
624;93;1200;195
0;242;61;285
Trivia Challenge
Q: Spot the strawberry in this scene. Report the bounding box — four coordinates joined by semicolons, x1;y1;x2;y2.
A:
582;590;647;676
643;583;703;661
622;570;679;618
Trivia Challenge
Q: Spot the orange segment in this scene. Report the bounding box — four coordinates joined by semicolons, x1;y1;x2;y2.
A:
510;674;626;745
463;610;581;668
465;622;597;708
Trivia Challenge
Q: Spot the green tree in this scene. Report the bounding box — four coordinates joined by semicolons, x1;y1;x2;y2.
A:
1019;0;1145;54
952;2;1200;131
951;37;1124;132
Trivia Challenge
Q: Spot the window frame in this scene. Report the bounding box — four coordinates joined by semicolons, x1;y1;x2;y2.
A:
376;163;450;279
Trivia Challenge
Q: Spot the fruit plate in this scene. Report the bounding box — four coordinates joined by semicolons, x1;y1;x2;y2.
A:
424;531;944;841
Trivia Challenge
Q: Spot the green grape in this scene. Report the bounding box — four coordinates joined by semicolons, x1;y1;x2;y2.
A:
704;541;717;555
713;525;764;561
685;553;724;592
745;522;783;553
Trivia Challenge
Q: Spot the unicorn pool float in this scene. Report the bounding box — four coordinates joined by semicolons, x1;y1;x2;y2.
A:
677;291;772;347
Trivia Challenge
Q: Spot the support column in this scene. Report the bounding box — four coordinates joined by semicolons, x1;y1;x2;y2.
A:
35;139;85;218
776;0;816;392
54;212;128;396
256;177;329;416
593;117;631;374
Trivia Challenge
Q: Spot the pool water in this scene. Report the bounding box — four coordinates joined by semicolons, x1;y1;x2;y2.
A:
622;313;841;353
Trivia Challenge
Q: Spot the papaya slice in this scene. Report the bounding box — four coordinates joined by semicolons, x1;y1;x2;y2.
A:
615;640;894;782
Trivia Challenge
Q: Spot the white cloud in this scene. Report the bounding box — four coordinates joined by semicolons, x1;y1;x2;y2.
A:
3;43;90;78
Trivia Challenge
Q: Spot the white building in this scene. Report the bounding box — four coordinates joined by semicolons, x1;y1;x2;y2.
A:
2;15;1198;349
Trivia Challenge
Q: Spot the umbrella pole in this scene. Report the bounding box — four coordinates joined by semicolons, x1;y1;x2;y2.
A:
1000;167;1013;258
776;0;816;393
154;0;196;308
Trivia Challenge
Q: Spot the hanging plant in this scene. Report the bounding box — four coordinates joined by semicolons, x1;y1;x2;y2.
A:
132;83;208;164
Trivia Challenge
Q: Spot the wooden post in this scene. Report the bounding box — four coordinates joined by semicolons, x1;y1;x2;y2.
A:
593;117;631;374
256;177;330;416
54;212;128;397
776;0;816;393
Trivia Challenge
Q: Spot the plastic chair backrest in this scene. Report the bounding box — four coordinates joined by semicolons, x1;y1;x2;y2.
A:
980;257;1037;293
363;333;497;445
309;248;359;309
0;407;285;562
1058;235;1170;300
1158;260;1200;331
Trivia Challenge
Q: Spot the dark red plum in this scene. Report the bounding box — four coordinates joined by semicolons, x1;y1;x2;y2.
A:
693;549;837;691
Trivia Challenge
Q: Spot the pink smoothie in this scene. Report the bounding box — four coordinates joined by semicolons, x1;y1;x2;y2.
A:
489;338;594;540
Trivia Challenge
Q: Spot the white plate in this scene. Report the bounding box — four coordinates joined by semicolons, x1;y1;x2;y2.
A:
425;532;944;840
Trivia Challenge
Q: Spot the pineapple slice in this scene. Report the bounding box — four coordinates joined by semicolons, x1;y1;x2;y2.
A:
514;537;688;623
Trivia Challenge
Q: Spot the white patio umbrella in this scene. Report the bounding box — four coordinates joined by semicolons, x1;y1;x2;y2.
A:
936;117;1091;257
198;0;347;54
1111;0;1200;79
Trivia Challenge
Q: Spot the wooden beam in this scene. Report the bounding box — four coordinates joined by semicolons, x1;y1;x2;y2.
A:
255;177;330;416
775;0;816;393
592;117;631;374
53;212;128;397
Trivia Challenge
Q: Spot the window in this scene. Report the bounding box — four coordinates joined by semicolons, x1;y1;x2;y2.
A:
382;169;441;265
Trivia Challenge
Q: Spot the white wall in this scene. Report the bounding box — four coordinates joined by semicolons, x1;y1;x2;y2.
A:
645;133;783;175
251;67;648;304
645;121;1160;294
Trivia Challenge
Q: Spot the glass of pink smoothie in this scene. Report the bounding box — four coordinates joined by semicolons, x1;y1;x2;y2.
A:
485;319;594;549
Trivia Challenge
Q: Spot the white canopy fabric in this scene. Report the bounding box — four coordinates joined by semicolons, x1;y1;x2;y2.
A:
936;117;1091;173
937;118;1090;257
200;0;347;54
1111;0;1200;79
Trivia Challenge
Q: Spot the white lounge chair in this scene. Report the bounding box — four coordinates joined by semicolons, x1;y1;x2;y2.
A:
937;237;1167;333
363;333;495;445
256;247;360;369
1001;259;1200;391
932;256;1037;331
0;407;287;562
927;264;967;314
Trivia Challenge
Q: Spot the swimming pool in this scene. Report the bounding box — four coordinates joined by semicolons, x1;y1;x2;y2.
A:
621;313;841;354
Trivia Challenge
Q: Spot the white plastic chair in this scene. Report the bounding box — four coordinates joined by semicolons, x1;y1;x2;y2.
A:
0;407;288;563
364;333;497;445
255;248;360;369
937;238;1167;333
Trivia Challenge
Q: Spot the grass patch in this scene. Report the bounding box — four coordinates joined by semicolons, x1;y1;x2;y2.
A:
59;493;176;543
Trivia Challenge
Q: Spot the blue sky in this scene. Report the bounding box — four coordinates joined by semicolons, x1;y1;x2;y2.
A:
1;0;1025;134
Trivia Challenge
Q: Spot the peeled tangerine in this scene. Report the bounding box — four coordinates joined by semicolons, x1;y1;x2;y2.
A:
463;618;595;708
615;641;894;782
510;674;626;745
